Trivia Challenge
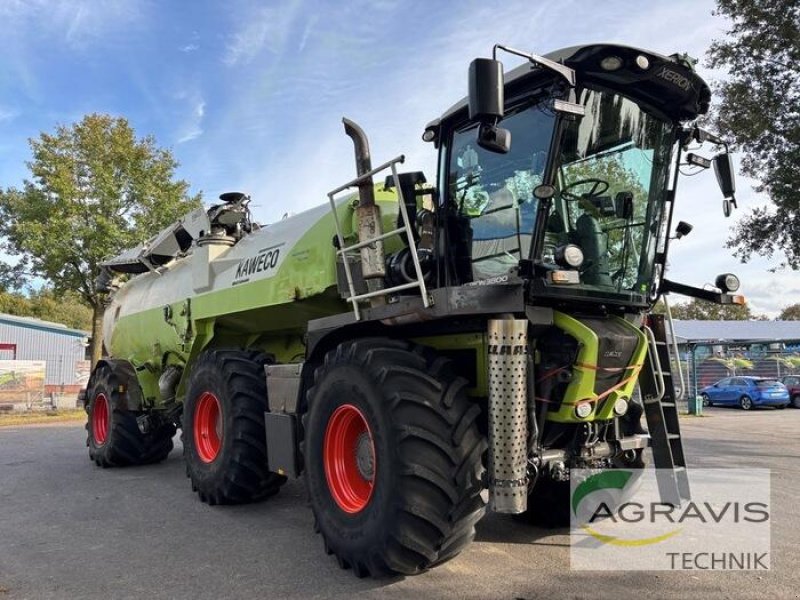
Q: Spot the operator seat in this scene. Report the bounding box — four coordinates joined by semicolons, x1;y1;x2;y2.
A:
575;212;613;287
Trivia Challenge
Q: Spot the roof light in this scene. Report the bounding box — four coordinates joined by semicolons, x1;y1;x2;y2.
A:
613;397;629;416
635;55;650;70
600;56;623;71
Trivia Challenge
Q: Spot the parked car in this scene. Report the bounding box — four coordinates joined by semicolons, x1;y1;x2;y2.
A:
700;376;789;410
779;375;800;408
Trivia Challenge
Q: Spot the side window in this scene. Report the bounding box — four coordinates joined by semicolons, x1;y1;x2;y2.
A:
448;104;554;280
732;378;746;387
718;378;730;386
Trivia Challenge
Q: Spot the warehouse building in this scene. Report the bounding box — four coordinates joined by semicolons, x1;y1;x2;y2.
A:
0;313;90;409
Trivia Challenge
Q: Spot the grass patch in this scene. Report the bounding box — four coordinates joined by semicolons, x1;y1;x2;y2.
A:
0;409;86;427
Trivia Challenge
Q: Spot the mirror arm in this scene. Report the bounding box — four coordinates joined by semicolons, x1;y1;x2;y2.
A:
493;44;576;87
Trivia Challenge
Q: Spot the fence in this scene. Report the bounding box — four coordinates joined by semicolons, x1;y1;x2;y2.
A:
679;344;800;400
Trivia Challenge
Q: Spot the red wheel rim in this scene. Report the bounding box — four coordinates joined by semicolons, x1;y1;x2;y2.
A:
323;404;376;513
194;392;222;463
92;393;109;445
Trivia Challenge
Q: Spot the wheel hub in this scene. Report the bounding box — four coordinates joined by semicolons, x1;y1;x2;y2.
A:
194;391;222;463
355;432;374;480
323;404;376;514
92;393;110;445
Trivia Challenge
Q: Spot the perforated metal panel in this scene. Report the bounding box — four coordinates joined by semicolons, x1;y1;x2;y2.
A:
487;318;528;514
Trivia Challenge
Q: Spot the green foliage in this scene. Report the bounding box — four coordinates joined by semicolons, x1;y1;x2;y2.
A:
0;113;202;363
0;289;92;331
667;297;761;320
778;303;800;320
707;0;800;268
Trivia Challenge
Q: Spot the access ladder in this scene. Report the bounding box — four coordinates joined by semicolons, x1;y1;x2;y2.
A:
639;298;690;505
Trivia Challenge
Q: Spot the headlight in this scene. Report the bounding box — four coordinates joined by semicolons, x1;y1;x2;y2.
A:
575;402;593;419
715;273;740;293
555;244;584;269
613;397;629;416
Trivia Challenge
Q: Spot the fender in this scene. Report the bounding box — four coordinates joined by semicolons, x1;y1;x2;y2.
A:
83;359;146;411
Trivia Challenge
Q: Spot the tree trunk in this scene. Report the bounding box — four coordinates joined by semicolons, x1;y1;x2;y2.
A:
90;303;105;367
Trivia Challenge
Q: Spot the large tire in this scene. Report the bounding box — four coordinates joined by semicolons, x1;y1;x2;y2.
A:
86;366;175;467
303;339;486;577
739;395;753;410
183;349;286;505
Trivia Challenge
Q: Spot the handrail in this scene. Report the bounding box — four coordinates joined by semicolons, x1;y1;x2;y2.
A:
663;296;686;401
327;155;430;320
643;325;666;403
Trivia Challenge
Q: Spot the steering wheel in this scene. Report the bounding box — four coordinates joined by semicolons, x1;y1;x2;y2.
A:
561;178;610;201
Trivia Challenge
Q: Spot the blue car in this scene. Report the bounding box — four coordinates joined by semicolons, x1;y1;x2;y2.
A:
701;377;790;410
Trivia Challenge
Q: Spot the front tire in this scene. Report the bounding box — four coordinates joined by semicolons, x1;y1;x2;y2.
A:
183;349;286;505
86;366;175;467
303;339;486;577
740;395;753;410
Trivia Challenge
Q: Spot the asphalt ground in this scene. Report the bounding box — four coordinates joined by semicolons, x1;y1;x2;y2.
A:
1;406;798;600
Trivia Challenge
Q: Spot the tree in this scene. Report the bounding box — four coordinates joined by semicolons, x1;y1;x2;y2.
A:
0;114;201;366
706;0;800;268
0;288;92;331
778;303;800;320
666;297;760;320
710;355;754;376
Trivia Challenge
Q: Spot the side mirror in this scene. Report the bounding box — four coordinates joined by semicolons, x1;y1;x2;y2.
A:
476;123;511;154
723;199;732;218
713;153;736;199
469;58;510;154
468;58;504;121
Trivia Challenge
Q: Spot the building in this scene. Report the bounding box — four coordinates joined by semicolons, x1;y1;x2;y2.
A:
671;320;800;398
0;313;90;407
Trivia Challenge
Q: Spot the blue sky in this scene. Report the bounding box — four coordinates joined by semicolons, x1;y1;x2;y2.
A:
0;0;794;315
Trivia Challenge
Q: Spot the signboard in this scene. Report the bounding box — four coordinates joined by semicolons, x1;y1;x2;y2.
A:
0;360;46;405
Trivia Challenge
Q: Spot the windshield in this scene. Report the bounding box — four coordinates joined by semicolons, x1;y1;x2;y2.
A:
449;102;555;279
543;88;673;296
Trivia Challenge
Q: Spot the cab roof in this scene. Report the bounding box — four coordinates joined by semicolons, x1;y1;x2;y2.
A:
431;43;711;128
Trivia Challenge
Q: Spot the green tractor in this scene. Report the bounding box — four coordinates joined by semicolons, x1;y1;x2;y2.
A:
84;43;744;577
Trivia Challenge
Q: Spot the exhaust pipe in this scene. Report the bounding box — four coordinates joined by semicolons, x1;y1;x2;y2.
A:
342;118;385;300
487;318;529;514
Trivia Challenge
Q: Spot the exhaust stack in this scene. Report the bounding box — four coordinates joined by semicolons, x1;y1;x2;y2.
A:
487;318;529;514
342;118;386;299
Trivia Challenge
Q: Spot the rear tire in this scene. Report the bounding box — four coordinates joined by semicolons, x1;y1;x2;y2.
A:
701;393;711;407
792;394;800;409
739;395;753;410
303;338;486;577
86;366;175;467
183;349;286;505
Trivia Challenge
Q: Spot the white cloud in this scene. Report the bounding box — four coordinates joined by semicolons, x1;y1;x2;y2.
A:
180;43;199;53
0;107;20;122
175;93;206;144
223;0;302;66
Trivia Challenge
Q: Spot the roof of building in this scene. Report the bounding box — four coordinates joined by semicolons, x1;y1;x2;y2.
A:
672;320;800;344
0;313;89;338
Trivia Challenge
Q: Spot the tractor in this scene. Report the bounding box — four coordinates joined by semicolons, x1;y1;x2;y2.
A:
84;43;744;577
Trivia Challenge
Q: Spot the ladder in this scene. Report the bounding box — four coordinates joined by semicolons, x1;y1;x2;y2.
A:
638;297;690;505
327;155;431;320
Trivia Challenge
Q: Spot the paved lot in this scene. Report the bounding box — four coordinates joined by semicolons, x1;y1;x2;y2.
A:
1;406;799;599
